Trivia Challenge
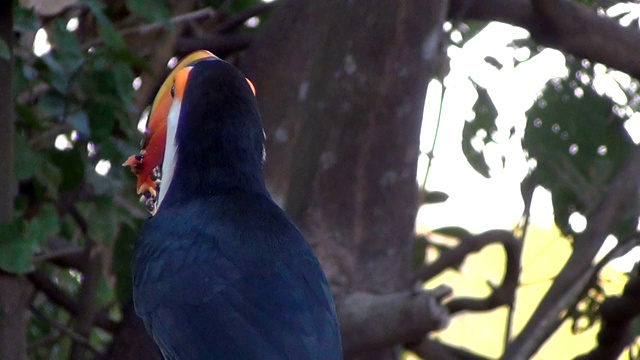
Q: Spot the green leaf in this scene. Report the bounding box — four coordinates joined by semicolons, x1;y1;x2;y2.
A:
25;204;60;245
66;111;90;137
14;6;40;33
36;91;66;118
112;224;137;304
87;197;117;245
14;134;43;181
0;39;10;60
0;218;34;274
86;0;126;49
422;190;449;204
48;147;85;192
462;122;491;178
461;81;499;178
126;0;171;26
431;226;472;239
523;57;634;235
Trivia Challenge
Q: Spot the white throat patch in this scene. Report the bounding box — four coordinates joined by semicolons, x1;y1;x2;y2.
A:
156;98;181;211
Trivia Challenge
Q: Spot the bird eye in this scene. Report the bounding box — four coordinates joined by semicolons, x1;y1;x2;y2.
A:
170;83;175;98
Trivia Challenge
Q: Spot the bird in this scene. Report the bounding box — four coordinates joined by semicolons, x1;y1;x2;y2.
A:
123;51;343;359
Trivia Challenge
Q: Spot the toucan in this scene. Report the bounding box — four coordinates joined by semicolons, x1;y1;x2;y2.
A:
124;51;343;359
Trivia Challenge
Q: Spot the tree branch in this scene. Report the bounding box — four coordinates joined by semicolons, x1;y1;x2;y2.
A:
406;337;491;360
440;231;521;314
338;286;451;358
575;261;640;359
29;305;101;356
34;237;86;271
27;271;118;334
449;0;640;80
214;2;276;34
119;7;216;37
503;143;640;360
414;230;520;285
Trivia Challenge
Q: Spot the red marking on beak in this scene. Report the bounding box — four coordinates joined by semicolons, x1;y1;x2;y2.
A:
123;50;216;197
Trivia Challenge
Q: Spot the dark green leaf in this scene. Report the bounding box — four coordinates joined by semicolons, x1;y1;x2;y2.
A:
461;81;499;178
126;0;171;26
48;147;85;192
66;111;90;137
423;190;449;204
14;134;43;181
87;197;117;245
36;91;66;118
0;39;10;60
26;204;60;245
0;218;34;274
523;57;634;235
431;226;472;239
112;224;137;304
14;6;40;33
86;0;126;49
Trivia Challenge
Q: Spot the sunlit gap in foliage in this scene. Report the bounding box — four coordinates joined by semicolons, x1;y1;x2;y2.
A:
594;235;640;272
32;28;51;57
132;76;142;90
137;107;150;133
167;56;179;69
245;16;260;28
568;212;587;233
66;17;79;32
607;2;640;26
95;160;111;176
54;134;73;150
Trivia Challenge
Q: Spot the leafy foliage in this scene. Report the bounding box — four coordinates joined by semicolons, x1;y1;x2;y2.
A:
462;81;498;178
523;57;637;236
4;0;277;357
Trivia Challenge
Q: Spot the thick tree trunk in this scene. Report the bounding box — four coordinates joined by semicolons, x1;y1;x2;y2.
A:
243;1;448;358
0;4;30;360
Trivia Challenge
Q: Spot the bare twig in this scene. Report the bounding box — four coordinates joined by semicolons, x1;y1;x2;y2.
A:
33;238;85;269
413;230;520;283
30;305;101;355
214;2;276;34
120;7;216;37
27;271;118;333
132;0;196;118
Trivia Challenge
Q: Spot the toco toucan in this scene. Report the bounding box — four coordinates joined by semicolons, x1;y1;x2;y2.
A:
124;51;342;359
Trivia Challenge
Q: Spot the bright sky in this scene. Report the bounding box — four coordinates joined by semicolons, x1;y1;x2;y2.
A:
417;22;565;232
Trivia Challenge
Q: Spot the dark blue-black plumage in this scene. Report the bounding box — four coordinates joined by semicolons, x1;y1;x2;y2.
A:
133;59;342;359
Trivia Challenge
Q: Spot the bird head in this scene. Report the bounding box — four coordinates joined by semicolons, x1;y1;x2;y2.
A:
124;51;259;215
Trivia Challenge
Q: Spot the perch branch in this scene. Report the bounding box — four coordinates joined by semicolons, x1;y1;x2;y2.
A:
338;286;451;358
407;337;491;360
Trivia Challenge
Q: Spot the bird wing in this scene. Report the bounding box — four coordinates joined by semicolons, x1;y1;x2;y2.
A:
133;194;342;360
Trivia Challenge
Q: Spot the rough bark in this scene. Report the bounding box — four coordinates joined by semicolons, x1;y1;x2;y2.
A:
0;4;30;360
242;1;449;358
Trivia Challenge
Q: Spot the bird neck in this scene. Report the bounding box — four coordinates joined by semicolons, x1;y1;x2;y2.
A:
161;124;268;206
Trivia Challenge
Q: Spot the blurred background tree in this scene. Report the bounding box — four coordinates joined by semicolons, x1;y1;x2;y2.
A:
1;0;640;359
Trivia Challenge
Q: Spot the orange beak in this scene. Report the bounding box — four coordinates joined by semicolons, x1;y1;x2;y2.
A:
123;50;216;198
